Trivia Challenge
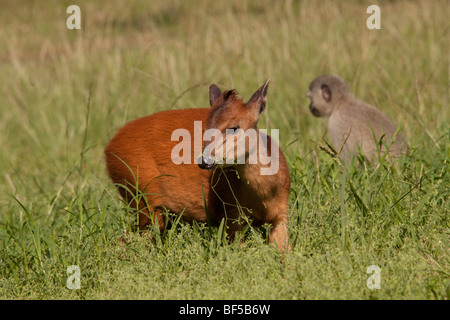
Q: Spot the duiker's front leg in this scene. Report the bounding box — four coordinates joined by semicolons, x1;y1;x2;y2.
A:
224;213;245;243
269;219;291;252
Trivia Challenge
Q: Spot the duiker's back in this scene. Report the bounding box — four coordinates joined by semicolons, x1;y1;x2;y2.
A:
105;81;291;251
105;108;211;226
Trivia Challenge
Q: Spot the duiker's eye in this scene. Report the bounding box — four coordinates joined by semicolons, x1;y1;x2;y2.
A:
226;126;240;134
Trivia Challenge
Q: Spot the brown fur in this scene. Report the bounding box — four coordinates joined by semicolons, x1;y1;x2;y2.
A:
105;81;291;251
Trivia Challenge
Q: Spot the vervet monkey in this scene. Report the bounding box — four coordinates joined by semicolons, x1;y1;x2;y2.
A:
307;75;407;163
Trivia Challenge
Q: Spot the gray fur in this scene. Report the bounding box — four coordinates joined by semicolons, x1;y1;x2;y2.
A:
307;75;408;163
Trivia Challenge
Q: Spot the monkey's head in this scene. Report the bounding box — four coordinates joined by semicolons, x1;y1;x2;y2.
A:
306;75;350;118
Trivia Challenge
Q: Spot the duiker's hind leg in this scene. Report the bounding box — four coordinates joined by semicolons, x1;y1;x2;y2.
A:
118;207;166;245
117;186;166;234
134;207;165;231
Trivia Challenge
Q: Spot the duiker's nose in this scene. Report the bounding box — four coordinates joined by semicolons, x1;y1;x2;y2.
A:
198;155;215;170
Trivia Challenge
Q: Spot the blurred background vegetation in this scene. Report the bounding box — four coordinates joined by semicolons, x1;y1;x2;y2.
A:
0;0;448;299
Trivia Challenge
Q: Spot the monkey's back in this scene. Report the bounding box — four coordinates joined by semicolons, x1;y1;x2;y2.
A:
329;100;407;162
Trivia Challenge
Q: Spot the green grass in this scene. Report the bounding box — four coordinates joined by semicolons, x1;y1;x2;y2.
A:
0;0;448;299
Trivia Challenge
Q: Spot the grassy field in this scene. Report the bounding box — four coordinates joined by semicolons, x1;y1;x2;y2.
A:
0;0;448;300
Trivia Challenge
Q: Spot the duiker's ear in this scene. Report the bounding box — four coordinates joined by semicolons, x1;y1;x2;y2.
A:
321;84;331;102
247;79;270;114
209;84;222;107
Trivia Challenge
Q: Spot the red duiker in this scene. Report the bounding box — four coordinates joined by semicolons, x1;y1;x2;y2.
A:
104;80;291;251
